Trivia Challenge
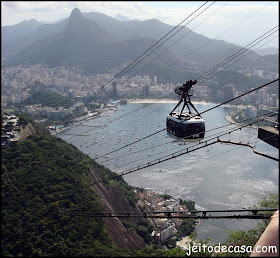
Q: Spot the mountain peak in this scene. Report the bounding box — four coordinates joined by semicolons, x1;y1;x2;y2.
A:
115;13;131;21
20;19;41;25
69;7;83;19
67;7;85;30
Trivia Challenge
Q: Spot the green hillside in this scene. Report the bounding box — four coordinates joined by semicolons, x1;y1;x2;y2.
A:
17;92;74;109
2;135;110;256
1;133;151;256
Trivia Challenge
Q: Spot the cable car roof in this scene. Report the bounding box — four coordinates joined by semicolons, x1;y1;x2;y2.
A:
167;112;205;123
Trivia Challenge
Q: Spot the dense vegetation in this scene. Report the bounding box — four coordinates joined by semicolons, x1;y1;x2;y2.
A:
121;218;154;244
179;199;196;212
16;92;74;109
220;194;279;257
1;135;114;256
17;113;33;126
1;132;158;256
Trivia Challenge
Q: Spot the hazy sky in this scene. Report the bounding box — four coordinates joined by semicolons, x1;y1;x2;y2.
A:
1;1;279;48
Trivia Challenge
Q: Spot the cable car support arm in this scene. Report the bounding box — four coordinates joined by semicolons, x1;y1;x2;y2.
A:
169;79;201;116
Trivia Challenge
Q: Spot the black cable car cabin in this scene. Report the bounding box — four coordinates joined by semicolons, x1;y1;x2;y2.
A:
167;112;205;139
166;79;205;140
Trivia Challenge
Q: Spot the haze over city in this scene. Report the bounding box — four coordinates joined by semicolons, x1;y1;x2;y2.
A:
1;1;279;48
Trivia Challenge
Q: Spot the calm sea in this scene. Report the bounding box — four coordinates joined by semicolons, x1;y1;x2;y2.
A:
56;102;279;245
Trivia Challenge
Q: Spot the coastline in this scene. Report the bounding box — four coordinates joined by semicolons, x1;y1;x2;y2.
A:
128;98;217;106
53;99;239;135
127;98;237;108
176;236;194;250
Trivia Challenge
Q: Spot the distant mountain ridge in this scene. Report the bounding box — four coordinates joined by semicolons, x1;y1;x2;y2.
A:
2;8;277;84
2;8;184;82
255;47;279;56
115;13;131;21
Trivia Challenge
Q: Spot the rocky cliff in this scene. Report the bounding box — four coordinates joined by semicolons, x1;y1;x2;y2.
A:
89;168;146;251
18;121;51;141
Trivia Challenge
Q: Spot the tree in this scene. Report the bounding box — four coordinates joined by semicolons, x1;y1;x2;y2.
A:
219;194;278;257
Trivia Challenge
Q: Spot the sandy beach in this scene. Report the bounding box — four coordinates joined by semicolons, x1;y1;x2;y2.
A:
128;98;220;106
176;235;194;250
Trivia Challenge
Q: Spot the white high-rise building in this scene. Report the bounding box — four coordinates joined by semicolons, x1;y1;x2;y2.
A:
258;89;267;105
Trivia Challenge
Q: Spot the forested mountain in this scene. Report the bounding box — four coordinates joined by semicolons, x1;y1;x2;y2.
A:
1;19;44;56
1;121;154;256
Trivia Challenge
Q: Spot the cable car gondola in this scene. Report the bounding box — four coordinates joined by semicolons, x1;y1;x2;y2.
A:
166;79;205;140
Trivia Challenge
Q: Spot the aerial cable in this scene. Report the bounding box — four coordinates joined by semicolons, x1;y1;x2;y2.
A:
106;7;278;106
92;114;277;185
198;35;279;86
85;1;210;103
81;30;278;140
68;79;279;168
64;34;278;141
93;1;275;102
2;164;79;197
96;129;165;159
58;208;277;219
6;113;276;198
120;2;276;102
114;1;217;79
80;3;232;127
198;34;279;85
91;1;212;98
93;82;278;161
218;138;279;161
111;112;278;169
97;138;178;162
7;120;277;200
64;10;278;140
200;79;279;115
180;1;276;64
61;35;278;147
197;25;278;81
196;25;279;81
134;134;260;182
99;115;258;167
112;28;279;123
127;1;229;78
96;110;277;164
109;109;276;169
62;213;273;220
5;126;274;198
2;165;38;197
96;104;277;169
93;141;215;184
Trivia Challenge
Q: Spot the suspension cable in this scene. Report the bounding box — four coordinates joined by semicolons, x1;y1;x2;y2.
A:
59;208;278;219
88;80;278;160
85;1;210;103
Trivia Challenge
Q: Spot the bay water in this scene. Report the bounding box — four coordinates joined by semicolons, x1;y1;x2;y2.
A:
56;101;278;245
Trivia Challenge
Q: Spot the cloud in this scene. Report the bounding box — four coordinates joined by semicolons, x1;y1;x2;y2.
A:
1;1;74;25
2;1;20;9
76;1;154;21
